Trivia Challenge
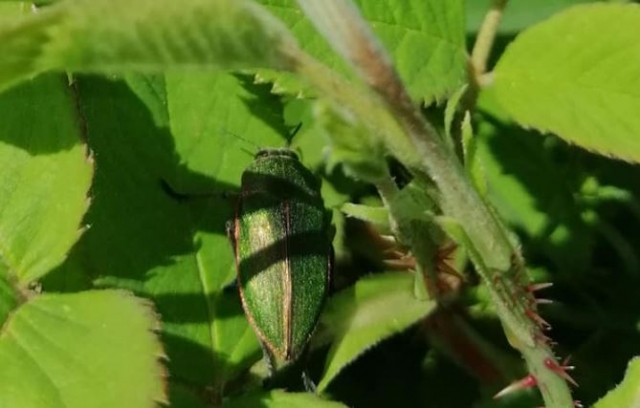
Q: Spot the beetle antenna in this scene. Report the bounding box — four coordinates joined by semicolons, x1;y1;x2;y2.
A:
220;128;262;153
285;122;303;148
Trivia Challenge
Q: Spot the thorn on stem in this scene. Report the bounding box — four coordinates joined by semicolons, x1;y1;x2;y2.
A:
437;242;457;259
525;309;552;330
527;282;553;292
493;375;537;399
544;358;579;387
534;331;553;345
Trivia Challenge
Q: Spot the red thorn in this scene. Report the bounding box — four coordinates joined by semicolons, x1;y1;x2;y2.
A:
534;331;553;345
527;282;553;292
382;248;405;257
438;262;462;278
437;242;457;259
525;309;552;330
544;358;579;387
493;375;537;399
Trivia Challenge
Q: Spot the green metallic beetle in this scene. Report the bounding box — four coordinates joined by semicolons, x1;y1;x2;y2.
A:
227;148;332;367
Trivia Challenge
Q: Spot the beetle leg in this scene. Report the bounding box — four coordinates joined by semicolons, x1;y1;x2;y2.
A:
160;179;238;202
225;220;238;255
301;371;318;394
225;219;240;296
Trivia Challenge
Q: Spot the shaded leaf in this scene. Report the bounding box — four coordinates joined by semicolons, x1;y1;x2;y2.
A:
317;272;436;391
476;88;597;273
494;3;640;163
0;290;166;408
340;203;389;228
168;383;208;408
0;74;92;283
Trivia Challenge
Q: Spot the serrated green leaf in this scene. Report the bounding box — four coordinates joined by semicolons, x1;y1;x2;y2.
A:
223;390;346;408
340;203;389;228
493;3;640;163
0;5;65;91
390;180;438;225
315;101;389;183
46;77;260;387
594;357;640;408
258;0;467;102
444;84;467;144
0;74;92;283
0;0;298;92
317;272;436;391
0;290;166;408
166;71;287;189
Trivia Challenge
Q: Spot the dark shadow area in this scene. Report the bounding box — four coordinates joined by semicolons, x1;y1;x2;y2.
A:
326;327;480;408
0;75;81;153
479;113;594;273
241;169;322;204
238;230;330;282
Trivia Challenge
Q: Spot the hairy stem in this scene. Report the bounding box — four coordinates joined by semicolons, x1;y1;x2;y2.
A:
470;0;509;77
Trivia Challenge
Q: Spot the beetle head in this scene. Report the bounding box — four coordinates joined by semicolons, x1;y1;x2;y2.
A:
255;148;300;161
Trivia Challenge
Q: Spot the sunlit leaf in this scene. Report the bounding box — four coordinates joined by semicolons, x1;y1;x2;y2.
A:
0;291;166;408
317;272;436;391
494;4;640;163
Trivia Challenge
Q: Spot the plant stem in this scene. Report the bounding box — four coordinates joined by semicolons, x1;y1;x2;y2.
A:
293;1;575;406
470;0;509;77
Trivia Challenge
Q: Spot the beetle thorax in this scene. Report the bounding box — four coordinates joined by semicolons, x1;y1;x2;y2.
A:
241;152;320;200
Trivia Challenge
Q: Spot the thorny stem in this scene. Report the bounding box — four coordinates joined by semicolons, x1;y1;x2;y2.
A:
293;1;574;407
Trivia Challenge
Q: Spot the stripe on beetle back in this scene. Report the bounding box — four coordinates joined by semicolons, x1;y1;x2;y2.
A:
282;199;293;359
